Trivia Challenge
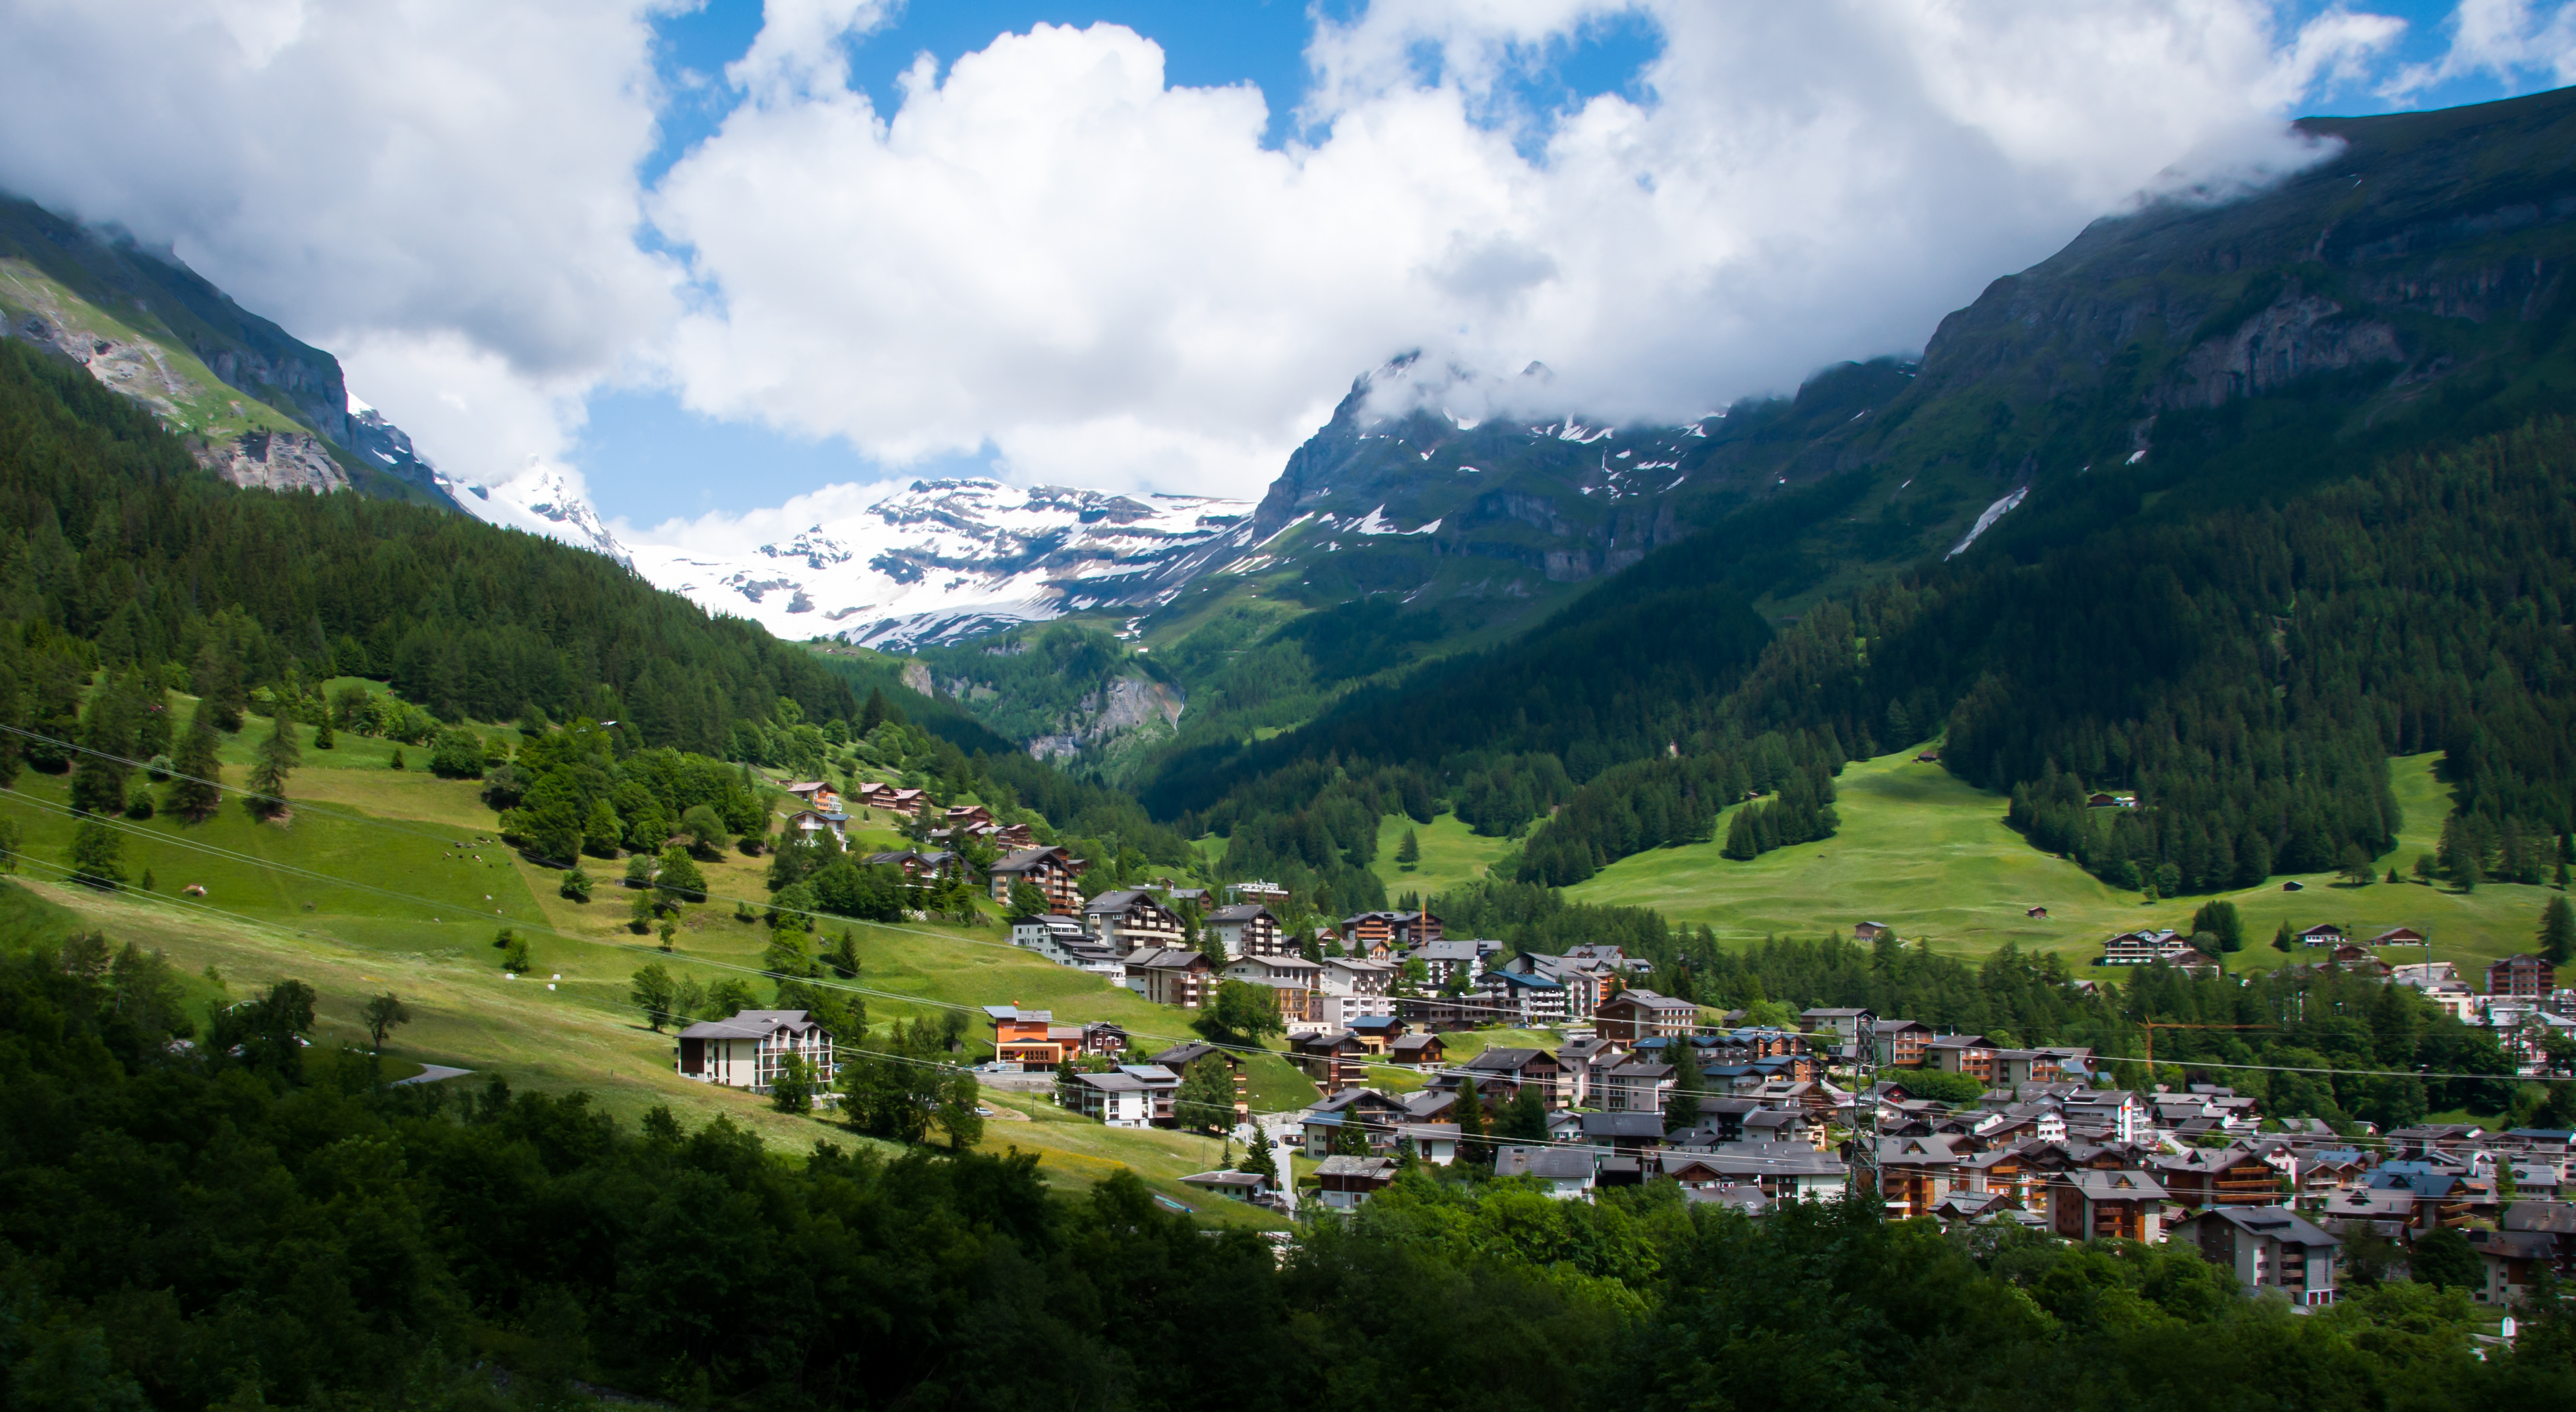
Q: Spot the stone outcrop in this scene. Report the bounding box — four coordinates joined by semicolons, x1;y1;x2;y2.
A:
193;429;351;495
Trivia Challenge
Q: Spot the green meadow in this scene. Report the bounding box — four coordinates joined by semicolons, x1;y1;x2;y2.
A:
1372;809;1516;898
1568;748;2561;981
0;706;1312;1214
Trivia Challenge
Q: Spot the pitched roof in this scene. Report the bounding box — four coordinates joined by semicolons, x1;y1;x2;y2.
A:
990;845;1077;874
2184;1205;2339;1247
1494;1146;1598;1181
1313;1155;1400;1179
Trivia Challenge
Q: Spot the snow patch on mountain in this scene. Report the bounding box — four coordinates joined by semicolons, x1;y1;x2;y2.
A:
618;479;1256;648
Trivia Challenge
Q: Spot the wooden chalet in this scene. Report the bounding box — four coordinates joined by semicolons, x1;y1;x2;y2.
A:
987;845;1089;913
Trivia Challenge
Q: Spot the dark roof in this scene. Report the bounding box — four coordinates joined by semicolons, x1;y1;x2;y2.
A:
1580;1112;1667;1139
1494;1146;1598;1181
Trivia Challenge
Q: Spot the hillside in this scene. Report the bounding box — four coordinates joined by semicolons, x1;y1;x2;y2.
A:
0;191;460;506
1135;86;2576;917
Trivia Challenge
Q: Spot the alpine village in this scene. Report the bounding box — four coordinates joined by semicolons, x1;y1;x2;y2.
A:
5;20;2576;1412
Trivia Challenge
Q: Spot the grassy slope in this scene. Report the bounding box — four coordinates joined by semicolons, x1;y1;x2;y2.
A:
0;710;1309;1217
1567;748;2558;981
1372;811;1518;900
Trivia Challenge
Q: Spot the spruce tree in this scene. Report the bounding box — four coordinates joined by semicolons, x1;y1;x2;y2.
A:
245;713;299;820
2540;895;2575;966
1396;828;1422;871
1453;1078;1488;1165
1666;1043;1704;1134
165;702;225;822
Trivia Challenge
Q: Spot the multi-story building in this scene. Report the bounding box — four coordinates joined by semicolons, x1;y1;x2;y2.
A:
988;845;1089;913
674;1008;835;1092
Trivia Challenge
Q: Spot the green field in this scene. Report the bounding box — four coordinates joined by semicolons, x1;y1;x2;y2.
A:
1568;749;2561;980
0;708;1313;1214
1373;810;1517;899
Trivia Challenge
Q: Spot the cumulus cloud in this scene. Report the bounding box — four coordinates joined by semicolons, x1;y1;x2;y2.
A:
0;0;2439;516
649;0;2412;499
2383;0;2576;96
0;0;676;507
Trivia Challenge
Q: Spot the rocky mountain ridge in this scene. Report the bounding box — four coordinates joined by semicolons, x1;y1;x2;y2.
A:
624;478;1257;648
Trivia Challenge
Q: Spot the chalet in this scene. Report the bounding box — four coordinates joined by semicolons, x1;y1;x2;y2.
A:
1225;953;1325;991
1410;938;1485;985
2050;1169;2169;1242
1994;1047;2092;1087
1300;1087;1412;1153
1394;1122;1460;1165
1876;1135;1969;1217
2173;1206;2340;1306
1150;1042;1248;1123
2281;879;2304;890
1554;1037;1629;1107
988;846;1089;913
1346;1014;1407;1053
1178;1170;1271;1204
674;1009;835;1092
1123;947;1218;1009
1312;1155;1400;1209
1578;1111;1668;1157
2060;1090;2147;1144
783;807;849;844
1085;890;1189;952
944;803;996;830
984;1004;1069;1070
1923;1034;1999;1082
1389;1032;1447;1068
2099;929;2190;966
1595;988;1702;1042
2368;926;2428;948
1476;969;1569;1027
785;780;839;810
1288;1029;1375;1093
1799;1007;1874;1053
1853;921;1894;942
1321;956;1401;998
1679;1142;1847;1202
1496;951;1613;1020
1599;1059;1677;1115
1458;1048;1567;1107
1067;1070;1157;1127
851;782;928;818
2026;906;2049;919
1873;1019;1934;1068
1495;1146;1599;1200
2153;1146;2287;1210
2490;954;2556;998
2297;923;2348;948
1203;904;1284;959
1342;910;1445;950
1563;943;1650;974
865;849;969;882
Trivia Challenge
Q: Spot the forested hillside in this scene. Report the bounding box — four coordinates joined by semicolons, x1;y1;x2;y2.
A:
1;913;2566;1410
1145;87;2576;899
0;338;856;762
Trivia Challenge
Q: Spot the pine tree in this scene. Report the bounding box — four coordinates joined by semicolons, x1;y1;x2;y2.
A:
1396;828;1421;871
1665;1042;1703;1133
68;819;125;890
1236;1129;1282;1186
1453;1078;1488;1165
245;713;299;820
2271;920;2294;954
165;702;224;822
313;714;335;750
2540;895;2575;966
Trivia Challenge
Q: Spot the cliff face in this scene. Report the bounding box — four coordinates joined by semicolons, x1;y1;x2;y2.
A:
0;191;461;509
191;429;351;495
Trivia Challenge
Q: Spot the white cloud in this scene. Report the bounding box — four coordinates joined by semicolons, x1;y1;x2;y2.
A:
647;1;2411;501
0;0;2434;518
0;0;676;497
2383;0;2576;97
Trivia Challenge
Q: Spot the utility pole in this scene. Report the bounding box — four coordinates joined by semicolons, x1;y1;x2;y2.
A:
1846;1012;1879;1213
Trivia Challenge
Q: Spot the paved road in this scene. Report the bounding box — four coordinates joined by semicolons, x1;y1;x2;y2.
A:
394;1063;473;1086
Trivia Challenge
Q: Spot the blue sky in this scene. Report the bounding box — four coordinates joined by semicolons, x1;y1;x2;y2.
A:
587;0;1686;523
526;0;2566;527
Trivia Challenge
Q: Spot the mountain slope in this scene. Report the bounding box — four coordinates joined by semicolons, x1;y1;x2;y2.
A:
1149;85;2576;905
0;193;459;508
630;479;1254;647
